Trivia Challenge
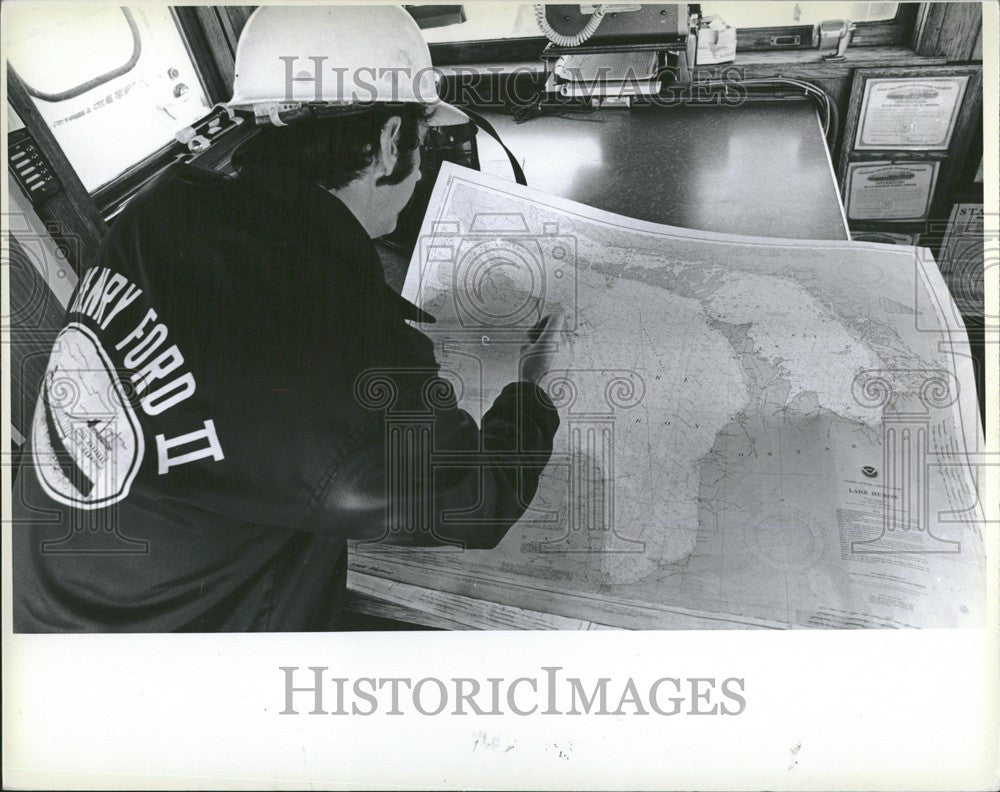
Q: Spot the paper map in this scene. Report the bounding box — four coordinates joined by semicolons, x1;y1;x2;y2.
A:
349;164;986;629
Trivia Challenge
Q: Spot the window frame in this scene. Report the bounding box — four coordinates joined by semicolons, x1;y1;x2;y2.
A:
83;7;233;218
13;7;144;103
428;3;918;64
728;2;918;52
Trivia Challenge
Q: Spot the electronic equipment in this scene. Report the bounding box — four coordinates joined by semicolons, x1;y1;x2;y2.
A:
534;4;687;47
533;4;693;107
8;129;61;206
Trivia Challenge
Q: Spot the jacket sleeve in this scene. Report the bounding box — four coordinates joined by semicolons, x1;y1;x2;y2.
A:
306;338;560;549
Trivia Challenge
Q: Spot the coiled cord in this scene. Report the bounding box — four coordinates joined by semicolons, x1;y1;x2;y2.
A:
533;4;606;47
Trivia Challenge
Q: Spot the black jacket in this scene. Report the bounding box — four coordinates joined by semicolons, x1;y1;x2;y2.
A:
12;163;559;632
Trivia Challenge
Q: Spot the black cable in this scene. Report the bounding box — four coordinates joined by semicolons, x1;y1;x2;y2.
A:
506;72;839;152
690;77;838;147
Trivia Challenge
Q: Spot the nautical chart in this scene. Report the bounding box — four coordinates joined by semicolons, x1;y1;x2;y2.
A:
350;164;986;629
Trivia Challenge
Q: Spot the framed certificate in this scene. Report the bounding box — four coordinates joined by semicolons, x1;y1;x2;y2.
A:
855;76;968;150
837;65;982;211
846;161;939;221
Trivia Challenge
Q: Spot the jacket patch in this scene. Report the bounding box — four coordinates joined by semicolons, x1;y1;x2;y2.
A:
32;322;145;510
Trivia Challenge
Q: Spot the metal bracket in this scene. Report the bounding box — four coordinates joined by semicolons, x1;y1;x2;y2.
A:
174;104;244;154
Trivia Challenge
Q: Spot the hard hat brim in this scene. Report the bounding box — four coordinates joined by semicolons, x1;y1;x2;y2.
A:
425;100;469;127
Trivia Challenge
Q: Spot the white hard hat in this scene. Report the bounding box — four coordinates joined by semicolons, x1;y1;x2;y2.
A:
228;5;468;126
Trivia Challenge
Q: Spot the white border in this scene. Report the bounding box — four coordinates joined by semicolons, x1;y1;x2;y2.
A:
2;3;998;791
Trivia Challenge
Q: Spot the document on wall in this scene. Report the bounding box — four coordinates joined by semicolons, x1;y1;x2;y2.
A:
349;163;986;630
855;76;968;150
846;161;938;220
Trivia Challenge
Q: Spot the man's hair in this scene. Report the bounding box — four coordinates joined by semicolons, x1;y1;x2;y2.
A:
231;103;431;189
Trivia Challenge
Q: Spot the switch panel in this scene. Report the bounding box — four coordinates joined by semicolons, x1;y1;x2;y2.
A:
8;129;62;206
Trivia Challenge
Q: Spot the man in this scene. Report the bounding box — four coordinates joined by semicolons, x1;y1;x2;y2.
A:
13;6;562;632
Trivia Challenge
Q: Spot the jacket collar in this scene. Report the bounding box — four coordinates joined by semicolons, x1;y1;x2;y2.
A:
238;167;435;325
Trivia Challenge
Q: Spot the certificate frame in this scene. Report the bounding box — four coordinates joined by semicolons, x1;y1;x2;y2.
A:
845;160;940;221
842;66;982;156
837;65;983;220
854;75;968;151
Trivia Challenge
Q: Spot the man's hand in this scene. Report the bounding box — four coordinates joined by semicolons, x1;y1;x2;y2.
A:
519;310;566;385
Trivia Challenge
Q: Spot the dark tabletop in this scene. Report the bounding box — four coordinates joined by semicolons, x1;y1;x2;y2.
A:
378;101;850;291
473;101;849;240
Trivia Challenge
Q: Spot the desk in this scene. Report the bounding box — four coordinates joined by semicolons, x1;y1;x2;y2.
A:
474;102;849;240
379;101;849;291
361;102;850;629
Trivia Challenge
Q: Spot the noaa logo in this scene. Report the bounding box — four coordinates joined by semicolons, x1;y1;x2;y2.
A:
861;466;878;479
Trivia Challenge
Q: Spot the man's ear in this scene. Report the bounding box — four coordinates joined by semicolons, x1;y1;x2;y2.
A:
378;116;403;178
